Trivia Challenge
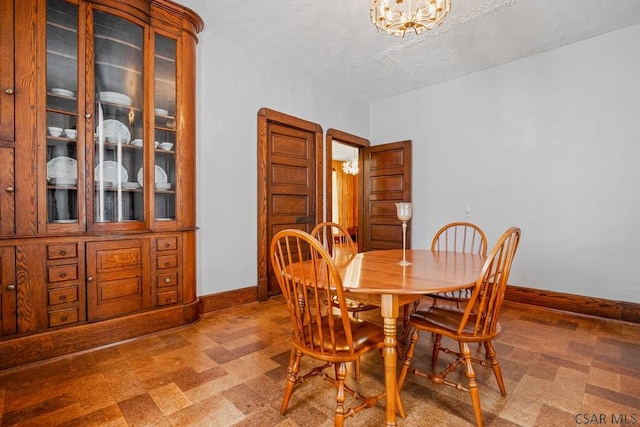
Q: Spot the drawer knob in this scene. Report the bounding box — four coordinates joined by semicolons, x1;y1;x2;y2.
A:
85;113;92;119
4;88;14;95
60;250;66;256
87;276;93;282
5;186;14;193
164;277;171;284
59;273;66;278
61;316;68;322
7;284;15;291
59;295;66;301
165;243;170;248
165;262;170;267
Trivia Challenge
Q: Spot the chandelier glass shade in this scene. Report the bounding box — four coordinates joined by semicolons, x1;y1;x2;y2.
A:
342;158;359;175
370;0;451;37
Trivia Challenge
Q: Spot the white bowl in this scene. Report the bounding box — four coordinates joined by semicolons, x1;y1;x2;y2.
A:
131;139;143;147
48;126;63;137
159;142;173;151
64;129;77;139
155;108;169;116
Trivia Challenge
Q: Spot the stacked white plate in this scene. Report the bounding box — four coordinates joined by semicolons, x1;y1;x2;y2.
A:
98;91;132;106
50;177;77;186
155;183;171;190
121;182;141;189
154;108;168;116
51;88;74;97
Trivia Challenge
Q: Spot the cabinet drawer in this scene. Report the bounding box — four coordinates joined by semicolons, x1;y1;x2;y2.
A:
157;290;178;306
48;286;78;305
47;244;77;260
157;272;178;288
49;307;79;327
157;255;177;269
48;264;78;283
156;237;177;252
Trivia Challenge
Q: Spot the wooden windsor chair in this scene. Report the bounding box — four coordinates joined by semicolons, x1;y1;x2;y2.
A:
398;226;521;427
270;229;389;426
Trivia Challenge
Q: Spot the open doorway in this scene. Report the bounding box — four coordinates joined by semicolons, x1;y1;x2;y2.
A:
331;141;359;244
325;129;369;250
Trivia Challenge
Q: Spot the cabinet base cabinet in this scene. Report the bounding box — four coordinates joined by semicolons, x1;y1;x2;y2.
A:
0;232;197;371
0;299;199;371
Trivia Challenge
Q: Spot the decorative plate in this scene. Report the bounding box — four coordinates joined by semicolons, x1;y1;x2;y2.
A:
97;119;131;144
47;156;78;180
137;165;168;187
94;161;128;184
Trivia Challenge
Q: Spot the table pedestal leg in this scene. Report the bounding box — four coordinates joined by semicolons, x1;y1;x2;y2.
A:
381;293;404;426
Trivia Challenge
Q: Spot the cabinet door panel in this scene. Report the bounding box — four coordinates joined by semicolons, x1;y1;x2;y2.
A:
0;247;16;336
86;239;150;321
0;148;15;235
0;0;14;141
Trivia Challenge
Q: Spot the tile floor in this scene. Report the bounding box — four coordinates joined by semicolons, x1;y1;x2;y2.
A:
0;297;639;426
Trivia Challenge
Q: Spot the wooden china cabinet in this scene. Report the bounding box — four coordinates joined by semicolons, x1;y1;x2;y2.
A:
0;0;202;370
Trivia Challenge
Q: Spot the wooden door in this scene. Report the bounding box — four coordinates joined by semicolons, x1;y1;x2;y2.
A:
86;239;150;321
361;140;412;251
257;109;322;300
0;246;16;336
0;0;14;141
0;147;14;235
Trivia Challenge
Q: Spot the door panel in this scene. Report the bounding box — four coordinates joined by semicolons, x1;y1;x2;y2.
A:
86;239;150;321
362;141;412;251
0;147;15;235
0;0;14;141
257;109;322;301
0;247;16;336
266;123;317;296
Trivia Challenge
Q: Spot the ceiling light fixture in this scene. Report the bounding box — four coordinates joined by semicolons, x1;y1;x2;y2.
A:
342;158;359;175
370;0;451;37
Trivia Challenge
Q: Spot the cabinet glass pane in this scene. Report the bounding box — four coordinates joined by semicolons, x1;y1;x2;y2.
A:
154;34;176;221
46;0;79;224
93;11;143;223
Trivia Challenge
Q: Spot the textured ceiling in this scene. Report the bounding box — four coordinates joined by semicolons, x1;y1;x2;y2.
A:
178;0;640;103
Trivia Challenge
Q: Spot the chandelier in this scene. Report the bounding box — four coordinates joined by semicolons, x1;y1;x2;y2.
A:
342;158;359;175
370;0;451;37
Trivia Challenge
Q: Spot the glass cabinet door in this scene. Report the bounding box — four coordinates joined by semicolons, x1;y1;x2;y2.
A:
92;11;143;223
154;34;177;221
46;0;79;224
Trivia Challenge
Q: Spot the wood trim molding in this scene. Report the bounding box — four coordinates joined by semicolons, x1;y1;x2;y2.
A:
199;287;258;313
505;285;640;324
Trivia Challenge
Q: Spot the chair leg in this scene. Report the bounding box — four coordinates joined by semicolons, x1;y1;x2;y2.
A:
461;342;483;427
281;349;302;415
431;334;442;370
484;341;506;396
355;357;361;381
398;329;418;391
334;362;347;427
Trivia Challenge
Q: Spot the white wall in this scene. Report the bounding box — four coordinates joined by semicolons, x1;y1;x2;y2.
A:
370;24;640;303
194;32;369;295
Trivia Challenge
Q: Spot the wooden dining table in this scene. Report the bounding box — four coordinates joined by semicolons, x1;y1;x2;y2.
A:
327;249;486;426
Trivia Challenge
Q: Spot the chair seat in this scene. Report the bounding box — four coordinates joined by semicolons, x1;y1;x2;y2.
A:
410;306;502;341
300;317;385;358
